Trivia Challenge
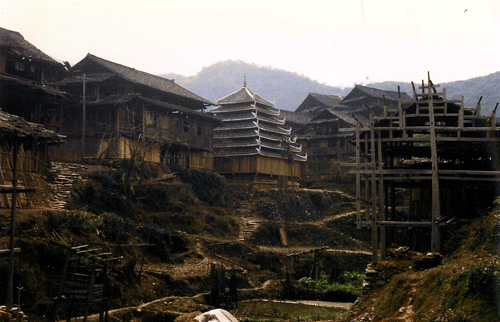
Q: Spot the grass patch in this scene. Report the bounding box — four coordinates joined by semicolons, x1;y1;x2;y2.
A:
233;300;349;322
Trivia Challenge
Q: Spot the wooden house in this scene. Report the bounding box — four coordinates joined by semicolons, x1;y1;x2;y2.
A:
211;81;307;183
0;27;69;128
293;86;411;184
55;54;221;171
296;108;368;183
0;27;66;205
346;77;500;262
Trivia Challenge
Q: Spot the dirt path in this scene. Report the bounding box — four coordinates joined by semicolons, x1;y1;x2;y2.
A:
240;299;353;309
257;245;371;255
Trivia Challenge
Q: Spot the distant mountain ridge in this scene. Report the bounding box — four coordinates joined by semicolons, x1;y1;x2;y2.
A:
160;61;500;114
160;60;351;110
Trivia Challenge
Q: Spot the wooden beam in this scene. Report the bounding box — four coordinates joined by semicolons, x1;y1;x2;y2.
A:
0;248;20;255
377;221;432;227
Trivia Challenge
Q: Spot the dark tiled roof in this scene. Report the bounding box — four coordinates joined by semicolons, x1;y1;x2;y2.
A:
59;73;115;84
80;54;213;106
343;85;412;102
308;109;370;127
331;109;370;127
0;28;61;66
280;110;312;125
217;86;274;107
138;96;222;125
87;94;222;125
295;93;343;114
309;93;343;107
339;95;367;104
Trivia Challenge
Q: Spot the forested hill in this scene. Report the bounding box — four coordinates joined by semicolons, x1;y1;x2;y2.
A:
160;60;351;110
369;72;500;114
160;61;500;113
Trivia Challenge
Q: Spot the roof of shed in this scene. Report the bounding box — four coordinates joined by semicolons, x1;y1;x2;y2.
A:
0;109;65;143
0;27;61;66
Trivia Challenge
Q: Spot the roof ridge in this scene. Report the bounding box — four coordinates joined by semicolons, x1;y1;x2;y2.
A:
356;84;401;94
0;27;23;38
86;53;174;83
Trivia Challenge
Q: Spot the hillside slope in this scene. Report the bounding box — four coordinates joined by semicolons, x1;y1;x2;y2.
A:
161;61;500;113
346;210;500;322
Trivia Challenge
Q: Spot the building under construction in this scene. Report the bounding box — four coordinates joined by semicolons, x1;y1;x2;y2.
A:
346;75;500;263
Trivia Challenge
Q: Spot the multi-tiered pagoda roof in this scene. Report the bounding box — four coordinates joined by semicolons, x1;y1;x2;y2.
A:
211;82;306;161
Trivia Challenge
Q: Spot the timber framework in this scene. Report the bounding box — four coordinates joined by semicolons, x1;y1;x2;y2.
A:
345;74;500;263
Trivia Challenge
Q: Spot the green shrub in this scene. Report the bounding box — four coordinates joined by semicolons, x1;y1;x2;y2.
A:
170;165;227;206
298;272;362;294
70;170;135;217
100;212;135;244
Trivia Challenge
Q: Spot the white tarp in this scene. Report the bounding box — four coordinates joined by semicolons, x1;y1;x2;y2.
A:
195;309;239;322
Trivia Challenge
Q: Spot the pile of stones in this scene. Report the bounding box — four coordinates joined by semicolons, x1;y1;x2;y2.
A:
361;247;443;295
47;162;88;209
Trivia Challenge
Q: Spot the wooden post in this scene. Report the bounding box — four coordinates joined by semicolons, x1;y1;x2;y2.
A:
355;121;361;228
370;120;378;264
378;132;386;260
490;103;498;131
6;140;19;310
476;96;482;116
429;87;441;252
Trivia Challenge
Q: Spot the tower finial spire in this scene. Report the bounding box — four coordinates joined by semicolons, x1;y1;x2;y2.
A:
243;74;247;87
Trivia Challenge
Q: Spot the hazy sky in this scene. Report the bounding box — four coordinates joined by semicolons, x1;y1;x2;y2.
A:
2;0;499;87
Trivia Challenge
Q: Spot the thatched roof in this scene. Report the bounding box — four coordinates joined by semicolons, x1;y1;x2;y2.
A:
69;54;213;106
0;28;61;66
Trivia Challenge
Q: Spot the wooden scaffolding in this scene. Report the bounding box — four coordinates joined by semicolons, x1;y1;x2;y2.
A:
345;74;500;263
